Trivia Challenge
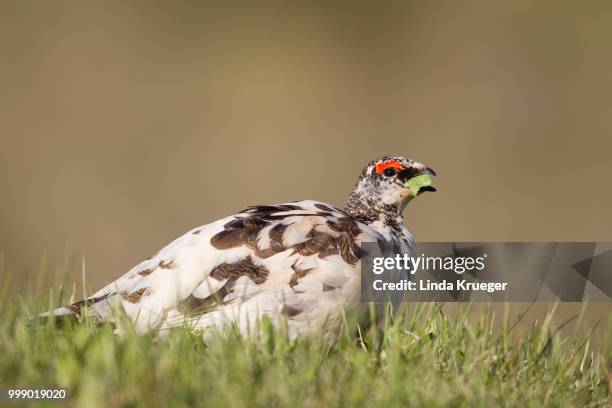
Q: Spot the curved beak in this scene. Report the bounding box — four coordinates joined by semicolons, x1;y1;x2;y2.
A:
404;165;437;196
418;167;437;193
423;167;437;177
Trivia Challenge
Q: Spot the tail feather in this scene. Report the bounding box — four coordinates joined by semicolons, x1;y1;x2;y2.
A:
39;292;116;319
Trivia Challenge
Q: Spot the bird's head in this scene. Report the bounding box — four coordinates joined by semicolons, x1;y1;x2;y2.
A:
345;156;436;224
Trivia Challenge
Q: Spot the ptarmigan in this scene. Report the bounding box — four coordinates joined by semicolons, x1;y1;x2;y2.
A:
43;156;436;338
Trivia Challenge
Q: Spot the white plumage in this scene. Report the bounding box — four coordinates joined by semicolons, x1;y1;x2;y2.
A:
42;156;436;339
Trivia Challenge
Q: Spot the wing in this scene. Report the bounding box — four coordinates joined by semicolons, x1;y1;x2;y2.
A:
45;200;392;336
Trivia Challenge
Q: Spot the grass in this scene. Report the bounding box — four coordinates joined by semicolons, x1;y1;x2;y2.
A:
0;294;609;407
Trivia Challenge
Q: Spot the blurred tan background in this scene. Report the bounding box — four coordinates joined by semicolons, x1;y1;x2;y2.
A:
1;1;611;296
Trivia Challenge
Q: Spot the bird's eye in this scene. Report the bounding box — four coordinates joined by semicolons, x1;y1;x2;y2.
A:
383;167;396;177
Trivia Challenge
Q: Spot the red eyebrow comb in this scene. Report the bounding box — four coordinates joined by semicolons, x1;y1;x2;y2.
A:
375;160;403;174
